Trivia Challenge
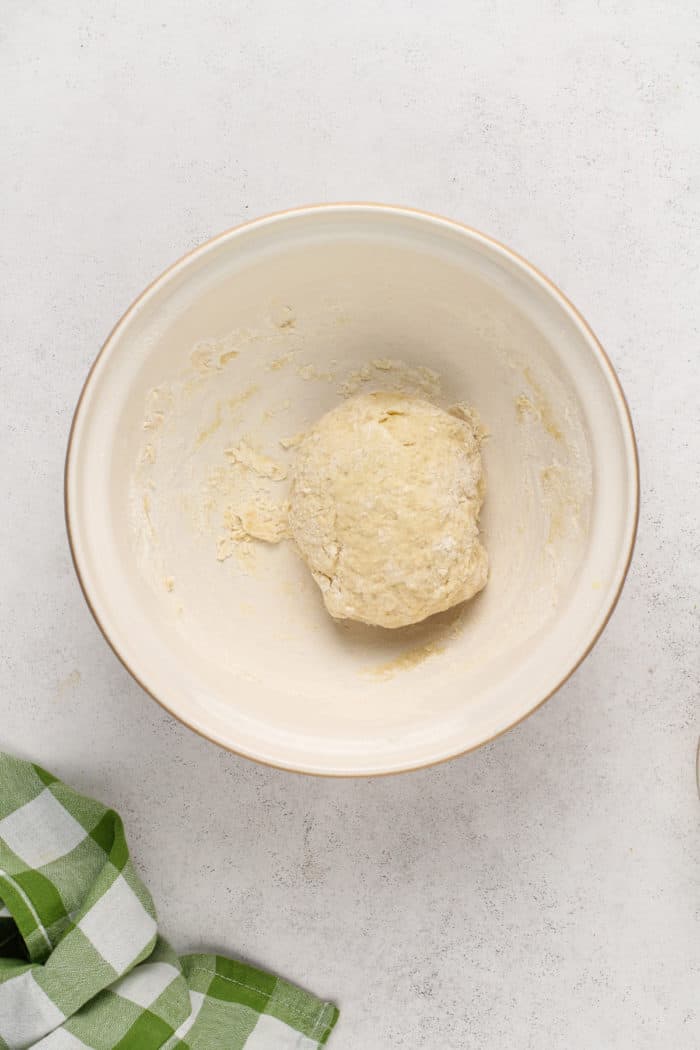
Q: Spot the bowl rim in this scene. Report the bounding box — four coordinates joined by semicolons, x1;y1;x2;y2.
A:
64;202;640;777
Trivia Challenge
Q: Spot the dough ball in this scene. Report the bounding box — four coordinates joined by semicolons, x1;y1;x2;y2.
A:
288;392;488;628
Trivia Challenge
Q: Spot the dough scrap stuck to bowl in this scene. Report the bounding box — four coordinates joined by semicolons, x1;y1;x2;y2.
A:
288;391;488;628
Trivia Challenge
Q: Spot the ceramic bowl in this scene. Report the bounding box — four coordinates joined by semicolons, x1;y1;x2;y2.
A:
65;205;638;775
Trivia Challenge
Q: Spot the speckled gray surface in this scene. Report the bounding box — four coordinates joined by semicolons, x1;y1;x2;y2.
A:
1;3;698;1046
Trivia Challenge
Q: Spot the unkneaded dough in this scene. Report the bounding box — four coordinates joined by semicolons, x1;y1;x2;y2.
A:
288;392;488;628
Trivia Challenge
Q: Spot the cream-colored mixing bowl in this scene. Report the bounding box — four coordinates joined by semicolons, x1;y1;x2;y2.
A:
65;204;639;775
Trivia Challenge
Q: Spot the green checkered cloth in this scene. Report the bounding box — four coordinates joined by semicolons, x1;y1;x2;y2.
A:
0;754;338;1049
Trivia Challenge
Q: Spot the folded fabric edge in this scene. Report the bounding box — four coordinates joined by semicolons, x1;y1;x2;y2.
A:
180;953;340;1041
180;953;339;1044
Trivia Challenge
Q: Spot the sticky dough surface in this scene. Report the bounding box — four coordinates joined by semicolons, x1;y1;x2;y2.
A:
288;392;488;628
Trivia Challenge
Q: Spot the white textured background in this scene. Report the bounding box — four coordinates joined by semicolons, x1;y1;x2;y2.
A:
1;3;698;1046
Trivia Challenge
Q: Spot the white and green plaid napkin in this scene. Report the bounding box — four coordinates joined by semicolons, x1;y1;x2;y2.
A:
0;753;338;1049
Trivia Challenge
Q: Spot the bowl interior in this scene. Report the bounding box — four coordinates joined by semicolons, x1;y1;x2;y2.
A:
67;206;637;774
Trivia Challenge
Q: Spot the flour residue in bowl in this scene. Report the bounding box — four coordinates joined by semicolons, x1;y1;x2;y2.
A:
128;300;592;683
130;335;454;583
